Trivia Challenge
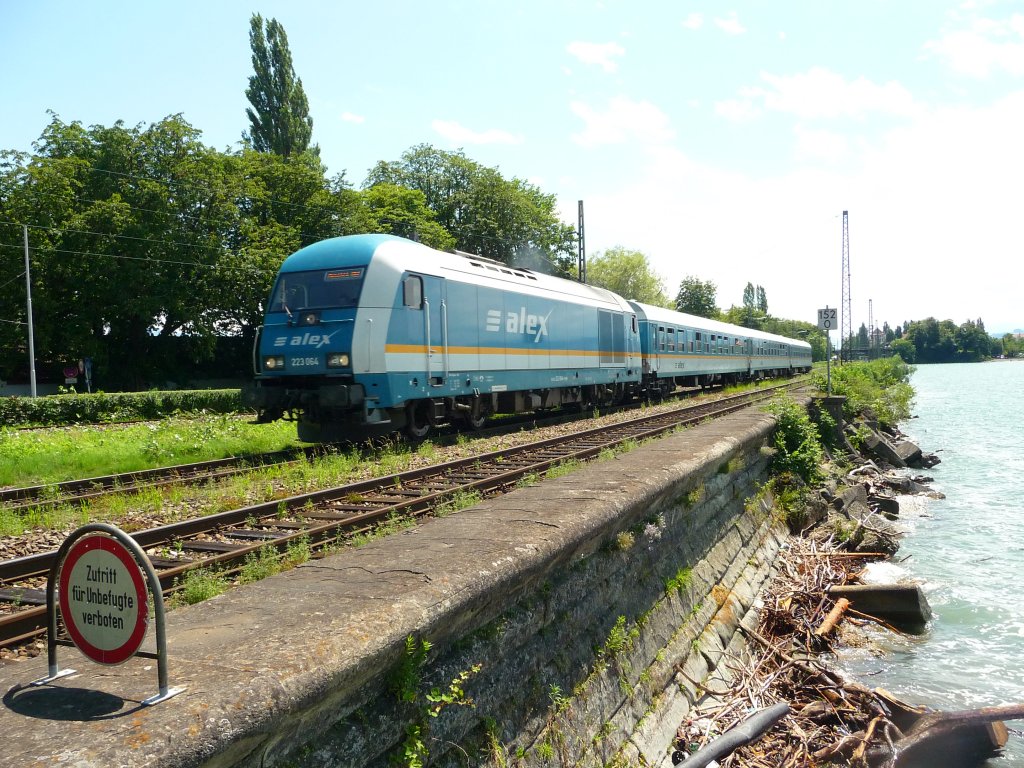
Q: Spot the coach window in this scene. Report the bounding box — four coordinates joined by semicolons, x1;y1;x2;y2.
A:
403;275;423;308
667;327;675;351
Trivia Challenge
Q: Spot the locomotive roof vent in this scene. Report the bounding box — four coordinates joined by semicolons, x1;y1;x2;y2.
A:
456;250;537;281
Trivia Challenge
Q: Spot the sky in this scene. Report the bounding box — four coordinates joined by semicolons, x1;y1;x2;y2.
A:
3;0;1023;335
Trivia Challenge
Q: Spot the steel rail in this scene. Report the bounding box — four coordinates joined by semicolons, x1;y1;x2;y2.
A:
0;379;807;649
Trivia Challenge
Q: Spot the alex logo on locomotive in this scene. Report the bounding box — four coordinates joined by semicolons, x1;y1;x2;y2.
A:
273;330;338;349
485;307;552;343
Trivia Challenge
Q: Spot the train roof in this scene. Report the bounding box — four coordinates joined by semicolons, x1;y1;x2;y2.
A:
279;234;634;312
629;301;812;350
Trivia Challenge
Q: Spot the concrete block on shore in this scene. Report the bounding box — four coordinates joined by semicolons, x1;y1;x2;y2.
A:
829;584;932;633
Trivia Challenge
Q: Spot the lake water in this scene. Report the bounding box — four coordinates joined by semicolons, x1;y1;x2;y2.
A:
838;361;1024;764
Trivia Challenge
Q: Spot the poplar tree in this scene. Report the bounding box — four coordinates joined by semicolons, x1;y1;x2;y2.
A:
244;14;316;158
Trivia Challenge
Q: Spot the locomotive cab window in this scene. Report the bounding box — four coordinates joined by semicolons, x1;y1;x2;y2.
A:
270;267;365;313
403;275;423;308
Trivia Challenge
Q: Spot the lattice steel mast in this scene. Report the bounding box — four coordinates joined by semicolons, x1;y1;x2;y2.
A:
840;211;851;362
577;200;587;283
868;298;874;357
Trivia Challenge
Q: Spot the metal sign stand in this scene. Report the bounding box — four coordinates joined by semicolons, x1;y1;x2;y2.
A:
817;306;835;396
31;522;185;706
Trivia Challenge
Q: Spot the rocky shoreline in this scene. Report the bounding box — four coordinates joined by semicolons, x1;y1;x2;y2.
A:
668;401;1023;767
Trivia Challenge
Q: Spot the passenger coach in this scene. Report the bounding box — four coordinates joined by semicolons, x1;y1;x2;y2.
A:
629;302;813;396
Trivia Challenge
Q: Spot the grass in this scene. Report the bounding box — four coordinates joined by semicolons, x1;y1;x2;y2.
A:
0;415;302;487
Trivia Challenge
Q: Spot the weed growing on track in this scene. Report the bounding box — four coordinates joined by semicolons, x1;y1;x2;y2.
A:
170;568;228;607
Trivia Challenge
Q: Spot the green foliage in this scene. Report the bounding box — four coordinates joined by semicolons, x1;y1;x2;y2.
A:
768;473;810;531
0;413;297;488
365;143;576;275
813;357;915;428
674;275;719;319
171;568;227;606
548;684;571;714
764;396;824;485
545;459;581;479
395;725;428;768
899;316;998;363
586;247;670;307
665;567;692;596
387;638;481;768
244;14;315;158
890;337;916;363
390;635;432;704
999;333;1024;358
426;663;482;717
0;388;244;428
238;545;282;584
601;616;638;658
434;489;482;517
349;182;454;251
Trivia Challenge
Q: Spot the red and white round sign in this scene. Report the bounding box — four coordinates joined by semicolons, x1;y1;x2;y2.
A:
58;534;149;665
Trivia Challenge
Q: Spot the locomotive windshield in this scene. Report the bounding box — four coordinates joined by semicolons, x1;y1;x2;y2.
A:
269;268;365;313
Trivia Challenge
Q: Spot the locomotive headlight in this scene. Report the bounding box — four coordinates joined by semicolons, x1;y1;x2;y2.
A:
326;353;350;368
263;355;285;370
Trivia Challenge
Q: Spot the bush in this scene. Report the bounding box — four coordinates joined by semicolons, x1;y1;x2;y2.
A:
764;396;824;486
0;389;248;428
811;357;914;428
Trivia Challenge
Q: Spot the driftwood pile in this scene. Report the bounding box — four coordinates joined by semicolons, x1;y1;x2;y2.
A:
671;536;1021;767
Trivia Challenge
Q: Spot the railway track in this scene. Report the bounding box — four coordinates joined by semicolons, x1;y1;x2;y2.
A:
0;384;728;514
0;379;807;651
0;447;323;515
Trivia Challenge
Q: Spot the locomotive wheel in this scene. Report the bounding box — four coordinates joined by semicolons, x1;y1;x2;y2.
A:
459;409;487;431
405;401;432;440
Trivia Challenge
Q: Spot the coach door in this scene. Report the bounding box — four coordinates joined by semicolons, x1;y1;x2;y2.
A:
402;273;448;386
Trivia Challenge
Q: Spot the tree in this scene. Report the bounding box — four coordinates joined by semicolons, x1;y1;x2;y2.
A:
756;285;768;314
244;14;316;158
742;282;756;312
856;323;870;349
737;281;765;329
0;113;344;389
347;183;455;251
365;144;576;274
585;247;669;306
891;337;916;364
674;276;719;318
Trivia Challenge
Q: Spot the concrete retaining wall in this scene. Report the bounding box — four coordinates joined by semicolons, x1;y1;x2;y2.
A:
0;407;789;768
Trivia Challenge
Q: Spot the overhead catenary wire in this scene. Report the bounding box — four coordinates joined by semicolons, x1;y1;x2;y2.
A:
0;160;569;256
0;241;279;277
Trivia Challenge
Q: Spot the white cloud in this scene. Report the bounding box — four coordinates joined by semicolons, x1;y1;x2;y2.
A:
924;13;1024;76
431;120;524;145
340;111;364;124
681;13;703;30
573;93;1024;331
735;67;921;120
566;41;626;73
714;11;746;36
714;98;760;122
793;125;850;163
570;96;675;148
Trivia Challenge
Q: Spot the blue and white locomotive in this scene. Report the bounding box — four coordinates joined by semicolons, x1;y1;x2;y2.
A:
243;234;812;442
